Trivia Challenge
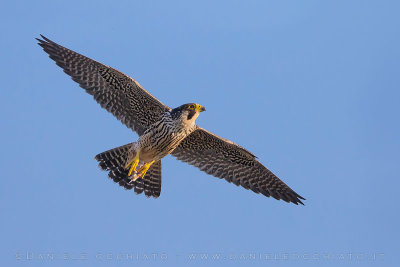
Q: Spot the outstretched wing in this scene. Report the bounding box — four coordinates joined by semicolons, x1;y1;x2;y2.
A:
37;35;170;135
172;128;305;205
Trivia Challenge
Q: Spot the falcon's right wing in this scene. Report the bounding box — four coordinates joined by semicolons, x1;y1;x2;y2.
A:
37;35;170;135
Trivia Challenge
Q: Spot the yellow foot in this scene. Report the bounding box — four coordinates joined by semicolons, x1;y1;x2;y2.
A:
125;150;140;176
131;160;155;181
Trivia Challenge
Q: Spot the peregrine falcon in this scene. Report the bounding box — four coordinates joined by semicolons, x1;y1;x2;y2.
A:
37;35;305;205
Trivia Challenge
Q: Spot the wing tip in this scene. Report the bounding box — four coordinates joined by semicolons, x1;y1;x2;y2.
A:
36;34;49;45
288;194;306;205
37;34;50;42
285;191;306;205
266;189;305;205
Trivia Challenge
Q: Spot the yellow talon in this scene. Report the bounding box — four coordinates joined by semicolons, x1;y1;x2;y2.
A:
126;151;140;176
128;159;139;176
132;160;155;181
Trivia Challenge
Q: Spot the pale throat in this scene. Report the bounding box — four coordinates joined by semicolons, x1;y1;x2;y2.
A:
175;111;199;134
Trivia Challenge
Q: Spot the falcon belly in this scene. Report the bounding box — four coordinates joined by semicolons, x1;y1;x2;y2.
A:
124;105;204;181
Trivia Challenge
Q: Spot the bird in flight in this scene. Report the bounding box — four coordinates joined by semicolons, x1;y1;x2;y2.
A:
37;35;305;205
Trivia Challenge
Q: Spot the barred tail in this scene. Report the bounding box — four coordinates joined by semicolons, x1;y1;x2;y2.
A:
94;143;162;198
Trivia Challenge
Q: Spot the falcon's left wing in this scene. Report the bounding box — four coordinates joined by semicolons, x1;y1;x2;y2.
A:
172;128;305;205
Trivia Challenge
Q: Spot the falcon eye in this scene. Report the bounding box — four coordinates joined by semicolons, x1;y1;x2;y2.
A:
189;105;195;110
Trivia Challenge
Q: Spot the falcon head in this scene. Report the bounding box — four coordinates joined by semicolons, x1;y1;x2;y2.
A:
171;103;206;122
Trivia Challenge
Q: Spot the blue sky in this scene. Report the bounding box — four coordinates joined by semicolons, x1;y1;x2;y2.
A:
1;0;399;266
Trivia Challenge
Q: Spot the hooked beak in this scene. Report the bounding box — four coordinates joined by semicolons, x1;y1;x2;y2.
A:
198;105;206;112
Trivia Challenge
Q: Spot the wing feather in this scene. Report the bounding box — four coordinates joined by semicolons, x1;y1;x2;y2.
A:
37;35;170;135
172;128;305;205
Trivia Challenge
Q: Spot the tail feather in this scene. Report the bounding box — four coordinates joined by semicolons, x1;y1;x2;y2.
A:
143;161;162;197
96;143;132;171
94;143;162;198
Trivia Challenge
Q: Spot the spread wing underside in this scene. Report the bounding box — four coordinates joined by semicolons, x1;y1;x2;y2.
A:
37;35;170;135
172;128;305;204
